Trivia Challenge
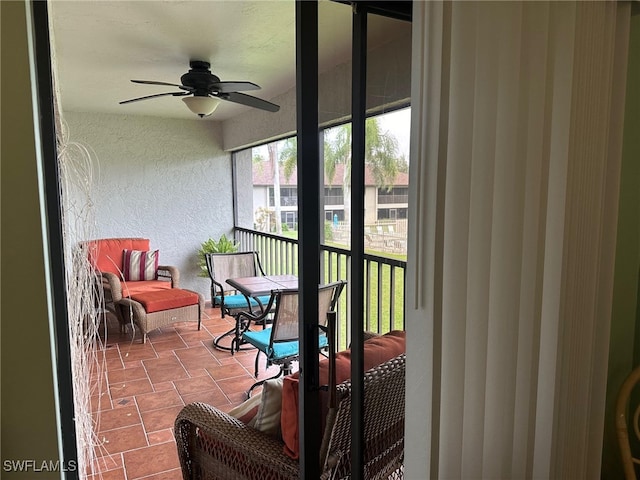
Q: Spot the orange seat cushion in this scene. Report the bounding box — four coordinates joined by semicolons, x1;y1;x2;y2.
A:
130;289;199;313
280;330;406;459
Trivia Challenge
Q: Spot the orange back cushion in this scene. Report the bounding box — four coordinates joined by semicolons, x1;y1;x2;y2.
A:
280;330;406;459
87;238;150;275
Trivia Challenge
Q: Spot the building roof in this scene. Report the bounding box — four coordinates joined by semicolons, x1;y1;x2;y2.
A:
252;160;409;187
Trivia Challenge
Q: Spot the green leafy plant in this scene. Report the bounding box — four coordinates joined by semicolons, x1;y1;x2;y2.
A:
197;234;239;277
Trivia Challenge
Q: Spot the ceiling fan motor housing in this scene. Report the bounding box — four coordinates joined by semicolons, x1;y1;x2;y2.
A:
181;61;220;96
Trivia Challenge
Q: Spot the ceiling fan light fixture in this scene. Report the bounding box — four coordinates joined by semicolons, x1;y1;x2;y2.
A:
182;96;220;117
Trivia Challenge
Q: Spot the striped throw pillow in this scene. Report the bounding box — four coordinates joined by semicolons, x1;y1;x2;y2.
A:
122;249;159;281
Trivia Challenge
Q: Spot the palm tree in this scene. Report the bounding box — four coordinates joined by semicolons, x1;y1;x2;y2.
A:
276;116;404;227
324;117;403;223
268;142;283;234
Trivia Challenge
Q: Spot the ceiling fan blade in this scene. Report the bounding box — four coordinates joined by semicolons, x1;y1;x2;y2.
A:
218;92;280;112
119;91;190;104
211;81;260;93
131;80;194;91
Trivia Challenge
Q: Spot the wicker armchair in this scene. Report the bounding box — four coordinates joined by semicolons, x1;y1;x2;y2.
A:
616;364;640;479
174;353;405;480
83;237;204;343
85;238;179;330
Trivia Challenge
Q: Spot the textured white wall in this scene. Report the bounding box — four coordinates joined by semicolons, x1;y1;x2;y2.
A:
65;112;232;299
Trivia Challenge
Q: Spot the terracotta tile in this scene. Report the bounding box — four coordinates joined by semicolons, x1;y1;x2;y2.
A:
101;346;123;360
90;392;112;412
86;466;126;480
110;378;154;399
206;362;250;380
200;318;226;330
136;389;183;413
216;376;257;397
208;329;237;345
140;405;184;433
178;354;220;372
206;322;235;333
226;391;252;405
150;336;188;352
179;328;213;340
148;328;181;340
144;357;189;384
156;349;177;358
180;387;229;407
118;346;158;362
94;405;141;432
205;343;236;359
173;321;203;334
113;396;135;408
122;360;144;369
99;424;148;455
182;367;209;378
123;441;180;479
104;356;125;371
235;353;262;370
85;318;293;471
173;375;217;396
173;345;215;360
107;366;148;384
135;468;183;480
86;453;122;476
147;428;175;445
89;374;109;394
152;381;175;392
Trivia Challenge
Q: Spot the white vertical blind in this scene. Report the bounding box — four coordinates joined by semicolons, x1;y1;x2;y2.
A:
405;2;631;478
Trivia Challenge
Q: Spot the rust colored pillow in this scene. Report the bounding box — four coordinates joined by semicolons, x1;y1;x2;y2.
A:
280;330;406;459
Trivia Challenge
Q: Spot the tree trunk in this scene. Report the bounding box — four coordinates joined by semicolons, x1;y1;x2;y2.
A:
269;143;282;234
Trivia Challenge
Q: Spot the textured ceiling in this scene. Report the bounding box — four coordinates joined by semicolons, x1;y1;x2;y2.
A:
49;0;407;122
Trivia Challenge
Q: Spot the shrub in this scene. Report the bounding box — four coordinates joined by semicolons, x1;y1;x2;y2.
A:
197;234;239;277
324;221;333;241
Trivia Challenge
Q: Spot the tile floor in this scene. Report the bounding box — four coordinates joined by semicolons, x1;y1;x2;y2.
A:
86;304;282;480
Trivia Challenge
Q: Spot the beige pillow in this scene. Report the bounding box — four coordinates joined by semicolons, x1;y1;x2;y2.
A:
254;378;284;438
228;391;262;427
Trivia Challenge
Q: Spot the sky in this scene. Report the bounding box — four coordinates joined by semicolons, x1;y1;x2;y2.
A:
376;107;411;164
252;105;412;164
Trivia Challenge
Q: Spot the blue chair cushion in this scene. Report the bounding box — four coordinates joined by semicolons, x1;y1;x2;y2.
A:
214;294;271;310
242;328;328;361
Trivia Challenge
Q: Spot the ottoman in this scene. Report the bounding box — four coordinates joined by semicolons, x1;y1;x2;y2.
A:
118;288;205;343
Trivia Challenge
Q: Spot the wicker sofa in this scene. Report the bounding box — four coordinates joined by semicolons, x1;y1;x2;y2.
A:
174;353;405;480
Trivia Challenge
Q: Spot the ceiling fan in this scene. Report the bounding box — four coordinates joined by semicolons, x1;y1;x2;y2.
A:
120;60;280;117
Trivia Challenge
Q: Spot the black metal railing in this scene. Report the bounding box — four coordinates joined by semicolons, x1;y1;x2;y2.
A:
234;226;406;351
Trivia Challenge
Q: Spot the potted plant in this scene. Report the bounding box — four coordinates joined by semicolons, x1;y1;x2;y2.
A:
197;234;239;277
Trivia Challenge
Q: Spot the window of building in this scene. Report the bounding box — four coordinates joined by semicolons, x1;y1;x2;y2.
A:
269;187;298;207
377;187;409;204
324;186;344;205
378;207;408;220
